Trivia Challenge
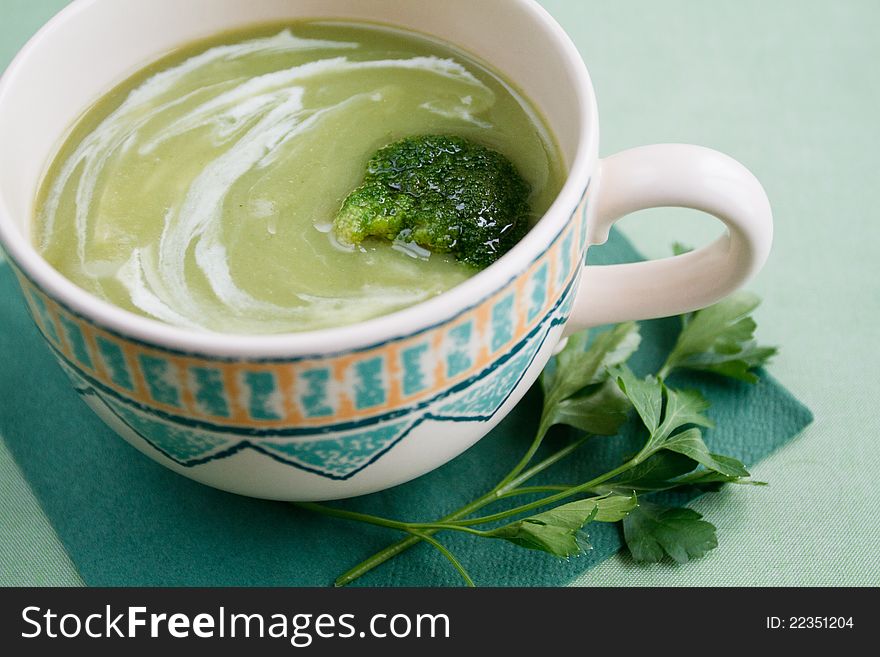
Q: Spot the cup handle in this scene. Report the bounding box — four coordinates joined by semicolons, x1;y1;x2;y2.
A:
565;143;773;332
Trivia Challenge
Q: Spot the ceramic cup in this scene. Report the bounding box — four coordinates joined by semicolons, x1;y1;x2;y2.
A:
0;0;772;501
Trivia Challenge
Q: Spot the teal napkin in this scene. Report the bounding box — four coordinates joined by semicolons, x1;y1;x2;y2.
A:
0;231;813;586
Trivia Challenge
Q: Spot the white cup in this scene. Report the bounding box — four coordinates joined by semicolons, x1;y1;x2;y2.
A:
0;0;772;500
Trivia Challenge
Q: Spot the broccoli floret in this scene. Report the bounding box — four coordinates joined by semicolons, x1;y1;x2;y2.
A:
334;135;531;269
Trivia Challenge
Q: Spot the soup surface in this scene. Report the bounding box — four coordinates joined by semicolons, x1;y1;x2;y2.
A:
35;22;565;333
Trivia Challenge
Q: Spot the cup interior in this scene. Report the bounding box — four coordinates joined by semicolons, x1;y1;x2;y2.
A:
0;0;596;354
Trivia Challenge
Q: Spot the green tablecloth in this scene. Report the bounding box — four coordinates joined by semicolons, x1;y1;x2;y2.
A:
1;0;878;586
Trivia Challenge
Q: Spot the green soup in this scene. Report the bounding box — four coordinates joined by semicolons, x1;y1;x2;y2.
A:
34;22;565;334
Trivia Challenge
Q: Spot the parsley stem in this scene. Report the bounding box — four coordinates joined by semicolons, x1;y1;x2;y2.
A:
332;436;594;586
295;504;481;586
497;485;574;496
498;435;590;493
332;496;494;587
411;532;475;588
494;417;552;489
295;502;412;533
295;503;489;538
657;359;678;380
445;460;636;527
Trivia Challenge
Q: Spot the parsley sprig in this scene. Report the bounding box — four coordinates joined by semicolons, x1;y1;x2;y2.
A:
296;291;776;586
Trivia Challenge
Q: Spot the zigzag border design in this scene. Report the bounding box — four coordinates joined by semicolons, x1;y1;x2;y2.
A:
71;308;569;480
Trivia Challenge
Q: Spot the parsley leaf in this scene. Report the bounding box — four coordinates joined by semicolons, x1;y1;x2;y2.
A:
661;292;777;382
623;501;718;564
663;428;750;477
655;387;714;442
673;469;767;491
542;322;641;408
613;366;663;434
605;451;757;495
486;494;638;557
606;452;700;491
615;367;714;460
591;493;640;522
543;379;631;436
